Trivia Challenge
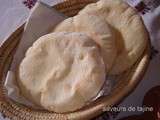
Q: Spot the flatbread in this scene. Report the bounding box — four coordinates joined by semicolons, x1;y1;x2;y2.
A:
17;32;105;113
79;0;148;74
54;14;117;72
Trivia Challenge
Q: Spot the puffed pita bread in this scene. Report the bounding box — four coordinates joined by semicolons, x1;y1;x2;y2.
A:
17;32;105;113
53;14;117;72
79;0;148;74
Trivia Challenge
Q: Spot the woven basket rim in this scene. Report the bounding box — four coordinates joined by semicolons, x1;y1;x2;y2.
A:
0;0;151;119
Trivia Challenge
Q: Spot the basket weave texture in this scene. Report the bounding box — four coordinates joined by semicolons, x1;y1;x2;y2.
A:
0;0;150;120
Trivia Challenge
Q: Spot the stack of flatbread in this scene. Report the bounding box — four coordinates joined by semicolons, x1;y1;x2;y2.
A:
17;0;148;113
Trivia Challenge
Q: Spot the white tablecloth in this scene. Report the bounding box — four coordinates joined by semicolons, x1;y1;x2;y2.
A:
0;0;160;120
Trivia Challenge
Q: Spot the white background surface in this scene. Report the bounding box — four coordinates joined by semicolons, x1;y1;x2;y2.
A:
0;0;160;120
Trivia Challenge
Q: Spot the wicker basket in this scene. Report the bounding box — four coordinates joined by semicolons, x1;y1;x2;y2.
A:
0;0;151;120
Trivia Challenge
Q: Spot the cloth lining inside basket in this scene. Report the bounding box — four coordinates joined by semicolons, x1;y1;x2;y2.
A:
4;1;114;109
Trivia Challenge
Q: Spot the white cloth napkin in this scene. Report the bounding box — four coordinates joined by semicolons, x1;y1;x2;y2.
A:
4;1;113;107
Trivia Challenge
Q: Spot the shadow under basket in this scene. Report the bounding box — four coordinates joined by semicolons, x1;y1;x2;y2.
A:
0;0;151;120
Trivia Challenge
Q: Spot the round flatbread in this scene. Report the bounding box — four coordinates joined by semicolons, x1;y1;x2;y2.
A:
79;0;148;74
54;14;117;73
17;32;105;113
